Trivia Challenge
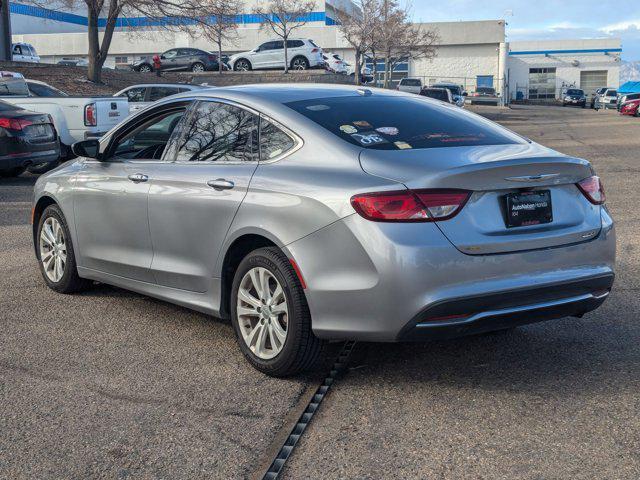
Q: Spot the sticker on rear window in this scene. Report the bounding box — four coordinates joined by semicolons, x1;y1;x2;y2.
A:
376;127;399;136
394;141;412;150
351;132;388;146
340;124;358;134
353;120;372;128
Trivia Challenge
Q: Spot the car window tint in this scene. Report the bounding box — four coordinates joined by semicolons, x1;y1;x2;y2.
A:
13;45;21;55
287;40;304;48
124;87;146;102
401;79;421;86
273;41;284;50
110;109;187;161
286;96;523;150
175;101;258;162
28;82;67;97
260;119;295;160
148;86;180;102
163;50;178;58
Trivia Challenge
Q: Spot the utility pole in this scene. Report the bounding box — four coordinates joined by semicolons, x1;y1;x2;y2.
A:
0;0;12;61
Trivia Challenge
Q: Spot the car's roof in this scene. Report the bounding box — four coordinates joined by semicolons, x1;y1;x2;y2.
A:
184;83;407;104
122;83;204;89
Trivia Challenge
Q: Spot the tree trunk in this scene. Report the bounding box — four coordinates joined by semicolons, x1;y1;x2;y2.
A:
86;7;101;83
354;48;361;86
218;40;223;73
283;36;289;74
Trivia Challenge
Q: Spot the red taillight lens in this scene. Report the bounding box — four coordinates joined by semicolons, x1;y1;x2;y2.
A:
84;103;97;126
311;48;319;53
577;176;605;205
0;117;33;130
350;189;470;222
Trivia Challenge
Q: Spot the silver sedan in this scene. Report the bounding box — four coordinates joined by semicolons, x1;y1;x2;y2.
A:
32;85;615;376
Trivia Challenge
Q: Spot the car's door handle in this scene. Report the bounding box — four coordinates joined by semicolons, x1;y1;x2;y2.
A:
207;179;235;190
128;173;148;183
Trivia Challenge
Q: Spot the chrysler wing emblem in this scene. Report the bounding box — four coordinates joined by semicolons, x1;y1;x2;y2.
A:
505;174;560;182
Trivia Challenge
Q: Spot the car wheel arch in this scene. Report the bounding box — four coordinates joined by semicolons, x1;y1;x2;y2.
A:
32;195;58;235
234;58;252;70
291;55;309;68
218;233;287;320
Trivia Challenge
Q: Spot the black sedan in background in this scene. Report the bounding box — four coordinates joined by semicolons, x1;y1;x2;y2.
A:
0;101;60;177
131;48;220;73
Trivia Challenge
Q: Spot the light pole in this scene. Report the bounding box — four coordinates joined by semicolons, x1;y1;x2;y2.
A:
0;0;12;61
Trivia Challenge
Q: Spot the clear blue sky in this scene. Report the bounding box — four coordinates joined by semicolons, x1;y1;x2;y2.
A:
410;0;640;61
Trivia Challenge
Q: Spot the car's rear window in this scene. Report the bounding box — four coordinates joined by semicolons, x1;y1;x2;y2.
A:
401;79;421;86
285;95;522;150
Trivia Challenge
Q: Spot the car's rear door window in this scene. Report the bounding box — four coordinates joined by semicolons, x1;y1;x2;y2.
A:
148;86;181;102
260;119;296;161
174;101;258;162
285;95;523;150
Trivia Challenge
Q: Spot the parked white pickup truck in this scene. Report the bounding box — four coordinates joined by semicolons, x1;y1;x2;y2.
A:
0;72;128;158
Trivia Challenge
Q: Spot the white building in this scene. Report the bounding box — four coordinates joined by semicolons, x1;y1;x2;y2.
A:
8;1;621;99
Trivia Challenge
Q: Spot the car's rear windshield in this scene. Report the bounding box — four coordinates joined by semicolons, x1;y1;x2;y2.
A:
285;95;522;150
421;89;449;101
401;79;421;86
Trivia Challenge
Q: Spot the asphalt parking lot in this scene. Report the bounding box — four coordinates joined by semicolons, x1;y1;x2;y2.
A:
1;105;639;479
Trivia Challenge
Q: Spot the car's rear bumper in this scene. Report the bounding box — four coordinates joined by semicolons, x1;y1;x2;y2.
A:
396;274;612;341
287;207;615;342
0;145;60;171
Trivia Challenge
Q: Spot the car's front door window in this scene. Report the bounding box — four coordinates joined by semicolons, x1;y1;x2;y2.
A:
107;108;188;161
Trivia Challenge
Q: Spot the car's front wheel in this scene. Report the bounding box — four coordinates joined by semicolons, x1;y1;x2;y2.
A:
230;247;323;376
191;62;205;72
36;204;91;293
138;64;152;73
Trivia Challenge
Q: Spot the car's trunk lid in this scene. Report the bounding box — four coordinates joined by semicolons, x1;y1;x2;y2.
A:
359;143;601;255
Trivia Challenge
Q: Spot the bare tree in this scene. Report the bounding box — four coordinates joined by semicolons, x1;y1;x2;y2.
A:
255;0;315;74
335;0;379;85
25;0;214;83
377;0;438;88
202;0;242;73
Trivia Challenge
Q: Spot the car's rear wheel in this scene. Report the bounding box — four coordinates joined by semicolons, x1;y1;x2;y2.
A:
234;59;252;71
191;62;205;72
291;56;309;70
230;247;323;376
138;64;152;73
36;204;91;293
0;167;26;177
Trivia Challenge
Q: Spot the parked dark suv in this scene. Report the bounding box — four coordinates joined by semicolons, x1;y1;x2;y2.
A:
131;48;219;73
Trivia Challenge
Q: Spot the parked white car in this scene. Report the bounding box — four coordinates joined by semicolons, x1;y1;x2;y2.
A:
230;39;324;71
115;83;206;114
0;73;128;158
397;78;423;94
11;43;40;63
346;64;373;83
322;52;347;74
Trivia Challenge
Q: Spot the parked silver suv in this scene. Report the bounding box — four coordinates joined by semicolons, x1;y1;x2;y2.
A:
32;85;615;376
230;39;324;71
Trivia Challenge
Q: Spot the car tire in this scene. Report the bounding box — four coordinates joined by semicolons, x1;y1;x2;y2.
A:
291;56;310;70
234;59;252;71
36;204;92;294
0;167;26;177
138;64;152;73
191;62;205;72
230;247;324;376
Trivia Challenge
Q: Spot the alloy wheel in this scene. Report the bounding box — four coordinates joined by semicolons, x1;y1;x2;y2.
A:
292;58;308;70
39;217;67;283
192;63;205;72
236;60;250;71
236;267;288;360
139;65;151;73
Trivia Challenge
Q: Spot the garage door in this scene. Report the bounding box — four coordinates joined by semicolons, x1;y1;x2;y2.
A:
580;71;608;96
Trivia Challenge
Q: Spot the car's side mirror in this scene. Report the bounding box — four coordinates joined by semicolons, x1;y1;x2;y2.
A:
72;139;100;159
160;55;166;60
462;91;468;97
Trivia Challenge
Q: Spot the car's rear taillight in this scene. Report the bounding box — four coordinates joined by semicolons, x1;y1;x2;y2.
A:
84;103;97;126
0;117;33;130
311;48;319;53
350;189;470;222
577;176;605;205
